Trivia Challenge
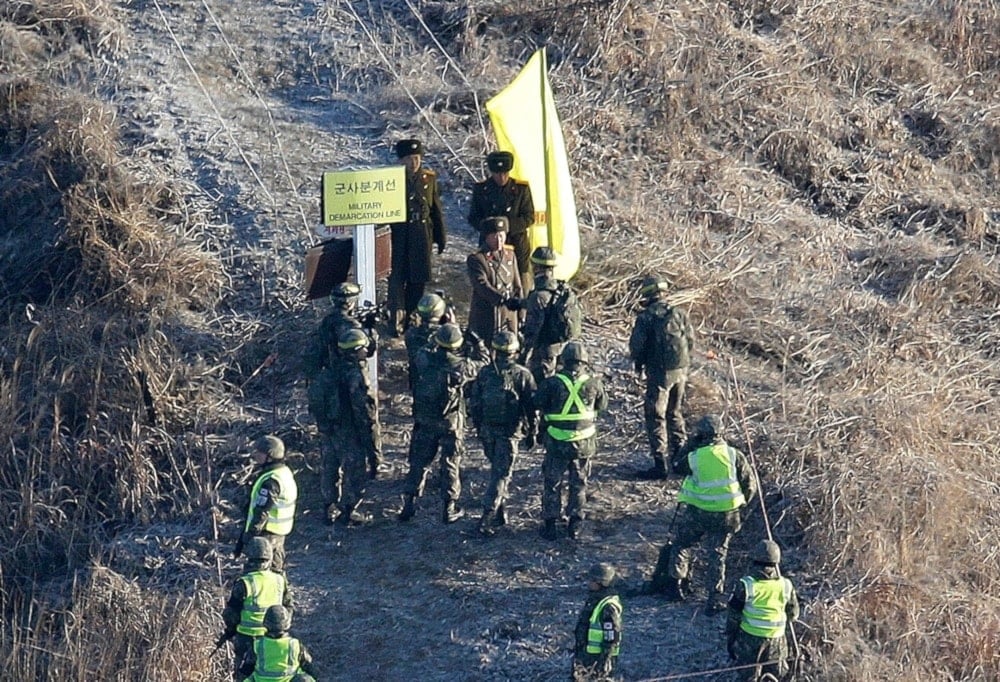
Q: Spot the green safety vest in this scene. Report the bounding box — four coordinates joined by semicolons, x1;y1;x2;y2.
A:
544;373;596;441
245;465;298;536
677;443;746;512
585;595;622;656
247;636;301;682
237;571;287;637
739;576;792;639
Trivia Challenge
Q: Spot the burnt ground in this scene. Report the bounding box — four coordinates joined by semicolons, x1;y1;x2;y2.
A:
113;1;781;679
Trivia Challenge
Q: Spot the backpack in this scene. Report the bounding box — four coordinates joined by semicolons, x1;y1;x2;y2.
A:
543;282;582;343
476;365;522;427
652;303;690;370
307;369;341;428
412;350;455;418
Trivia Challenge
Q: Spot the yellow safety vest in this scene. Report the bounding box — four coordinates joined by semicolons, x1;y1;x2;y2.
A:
739;576;792;639
544;373;596;441
237;571;286;637
245;465;298;536
585;595;622;656
246;636;301;682
677;443;746;512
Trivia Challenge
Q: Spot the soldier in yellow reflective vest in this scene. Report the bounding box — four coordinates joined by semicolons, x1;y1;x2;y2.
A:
572;563;623;681
235;435;297;572
534;342;608;541
726;540;800;681
222;538;294;682
239;605;317;682
646;415;757;611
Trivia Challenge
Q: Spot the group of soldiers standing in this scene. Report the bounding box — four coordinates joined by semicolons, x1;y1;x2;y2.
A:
220;138;801;680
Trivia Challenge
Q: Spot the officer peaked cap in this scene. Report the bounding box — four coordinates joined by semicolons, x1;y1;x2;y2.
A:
487;151;514;173
395;139;423;158
480;216;510;234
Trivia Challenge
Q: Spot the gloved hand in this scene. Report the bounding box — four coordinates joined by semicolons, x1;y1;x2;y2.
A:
503;297;522;312
437;243;445;255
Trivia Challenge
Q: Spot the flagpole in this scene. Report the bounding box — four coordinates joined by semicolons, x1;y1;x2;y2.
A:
540;47;554;250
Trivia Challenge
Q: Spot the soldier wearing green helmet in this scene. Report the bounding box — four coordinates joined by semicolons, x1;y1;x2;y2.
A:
237;605;318;682
404;291;451;397
629;273;695;480
235;436;297;573
315;329;382;526
399;323;489;524
468;330;537;535
726;540;801;681
572;563;623;681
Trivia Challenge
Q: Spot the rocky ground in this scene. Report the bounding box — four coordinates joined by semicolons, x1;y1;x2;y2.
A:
111;1;794;679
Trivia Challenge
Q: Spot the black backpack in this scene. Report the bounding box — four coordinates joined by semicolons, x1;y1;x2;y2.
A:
476;365;522;427
412;350;456;418
543;283;582;343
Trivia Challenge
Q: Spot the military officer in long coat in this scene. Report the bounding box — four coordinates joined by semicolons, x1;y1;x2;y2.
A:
468;150;535;287
388;138;447;336
466;216;523;342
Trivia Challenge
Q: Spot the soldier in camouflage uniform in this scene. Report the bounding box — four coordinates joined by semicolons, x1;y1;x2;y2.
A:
513;246;581;384
388;138;447;336
468;330;537;535
235;436;297;573
405;291;448;396
726;540;800;682
318;329;382;526
467;216;523;342
534;342;608;541
629;274;695;480
468;150;535;287
572;563;623;682
646;415;757;612
399;324;489;524
238;605;318;682
302;282;376;378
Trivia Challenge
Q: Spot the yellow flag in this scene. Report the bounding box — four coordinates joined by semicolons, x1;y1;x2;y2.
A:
485;48;580;281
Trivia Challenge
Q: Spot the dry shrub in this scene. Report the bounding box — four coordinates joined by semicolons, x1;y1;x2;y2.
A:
0;564;224;681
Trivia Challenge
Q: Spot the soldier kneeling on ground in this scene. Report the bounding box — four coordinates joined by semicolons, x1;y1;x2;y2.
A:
238;605;318;682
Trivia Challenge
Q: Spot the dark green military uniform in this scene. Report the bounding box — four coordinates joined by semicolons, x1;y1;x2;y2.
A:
389;139;446;335
521;272;578;383
468;156;535;283
649;417;757;609
405;320;437;392
400;326;489;522
534;344;608;539
238;605;317;682
319;338;381;525
726;542;800;682
629;279;695;478
468;343;536;533
467;236;523;341
572;564;623;682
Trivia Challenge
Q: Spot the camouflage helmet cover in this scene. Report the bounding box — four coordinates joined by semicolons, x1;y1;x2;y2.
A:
244;536;273;561
639;274;669;298
530;246;558;267
696;414;723;441
263;605;292;634
589;563;616;587
417;293;446;319
560;341;587;365
435;323;464;350
338;328;369;351
754;540;782;566
254;435;285;461
492;330;520;354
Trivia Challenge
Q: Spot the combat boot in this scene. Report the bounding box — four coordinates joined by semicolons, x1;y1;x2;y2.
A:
663;578;687;602
399;494;416;522
539;519;560;541
442;501;465;524
477;511;495;536
567;516;582;540
636;460;669;480
495;503;507;527
323;503;339;527
335;507;372;527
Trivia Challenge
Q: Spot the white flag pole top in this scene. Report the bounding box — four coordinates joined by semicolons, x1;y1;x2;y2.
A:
485;48;581;281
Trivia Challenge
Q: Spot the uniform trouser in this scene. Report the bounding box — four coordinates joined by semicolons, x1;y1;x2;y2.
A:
333;430;368;514
480;431;518;514
233;633;253;681
571;652;619;681
542;440;592;522
387;274;425;334
405;421;463;503
731;630;789;682
644;367;688;470
319;431;342;509
658;505;741;597
508;230;532;291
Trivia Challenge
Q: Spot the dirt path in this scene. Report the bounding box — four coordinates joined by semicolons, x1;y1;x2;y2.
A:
114;2;743;679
